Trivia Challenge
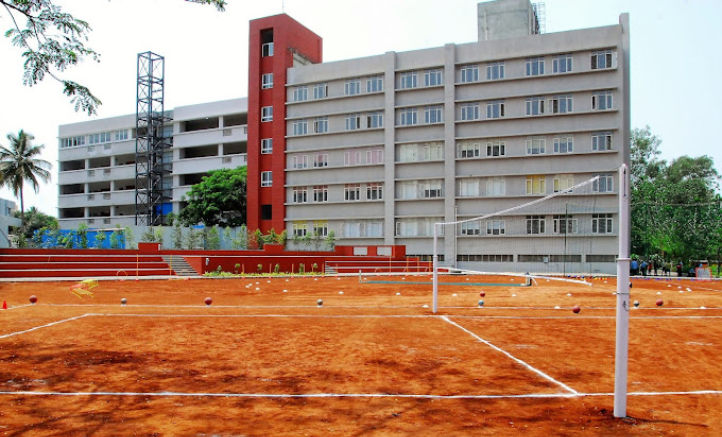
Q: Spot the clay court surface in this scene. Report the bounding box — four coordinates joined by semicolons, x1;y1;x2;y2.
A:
1;274;721;435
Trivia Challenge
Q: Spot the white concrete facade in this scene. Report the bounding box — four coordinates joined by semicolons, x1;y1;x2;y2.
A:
57;98;248;228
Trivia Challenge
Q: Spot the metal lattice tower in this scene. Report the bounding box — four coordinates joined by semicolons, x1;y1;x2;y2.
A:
135;51;172;226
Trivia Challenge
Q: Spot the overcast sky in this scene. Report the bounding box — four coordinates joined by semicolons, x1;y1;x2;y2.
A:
1;0;721;216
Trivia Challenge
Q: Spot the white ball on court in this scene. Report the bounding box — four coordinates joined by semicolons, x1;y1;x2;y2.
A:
396;292;401;296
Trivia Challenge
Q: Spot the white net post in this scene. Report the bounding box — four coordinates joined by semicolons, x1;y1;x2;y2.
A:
432;223;439;314
614;164;631;418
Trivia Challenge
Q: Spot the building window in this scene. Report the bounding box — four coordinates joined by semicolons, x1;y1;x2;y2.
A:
367;76;383;93
261;106;273;122
485;220;505;235
525;96;545;116
549;95;573;114
486;177;505;196
526;57;545;76
313;185;328;202
553;174;575;193
486;62;504;80
113;130;128;141
486;101;505;119
313;117;328;134
345;184;361;201
591;50;613;69
261;204;272;220
345;79;361;96
553;215;578;234
366;149;383;165
553;54;573;73
293;187;308;203
593;174;614;193
526;215;546;234
458;179;479;197
592;213;614;234
424;106;443;124
261;42;274;57
367;112;383;128
344;114;361;130
292;155;309;169
261;73;273;89
261;138;273;154
292;222;307;237
88;132;111;144
486;140;505;157
313;153;328;168
399;71;417;89
293;86;308;102
399;108;418;126
592;132;613;151
312;83;328;99
460;103;480;121
292;120;308;136
424;69;442;87
553;136;573;154
421;180;442;198
592;90;613;110
458;142;481;158
367;183;383;200
526;138;546;155
261;171;272;187
461;221;481;236
461;65;480;83
344;150;361;166
526;175;546;195
312;221;328;237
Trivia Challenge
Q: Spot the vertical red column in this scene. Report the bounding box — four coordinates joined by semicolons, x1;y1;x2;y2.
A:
247;15;322;234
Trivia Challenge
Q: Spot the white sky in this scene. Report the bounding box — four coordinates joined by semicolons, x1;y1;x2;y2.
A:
1;0;721;216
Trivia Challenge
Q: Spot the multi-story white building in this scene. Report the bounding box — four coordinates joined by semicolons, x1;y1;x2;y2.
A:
58;0;629;273
57;99;248;227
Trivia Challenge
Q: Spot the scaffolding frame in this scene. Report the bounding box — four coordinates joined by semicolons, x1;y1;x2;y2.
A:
135;51;172;226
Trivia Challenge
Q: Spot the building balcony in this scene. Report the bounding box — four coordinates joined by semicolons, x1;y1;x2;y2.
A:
173;154;247;175
58;190;136;209
58;164;138;185
173;125;247;148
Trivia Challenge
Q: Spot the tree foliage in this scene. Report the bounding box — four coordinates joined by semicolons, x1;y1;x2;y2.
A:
631;126;721;267
11;205;56;242
1;0;226;115
0;129;51;224
179;166;246;227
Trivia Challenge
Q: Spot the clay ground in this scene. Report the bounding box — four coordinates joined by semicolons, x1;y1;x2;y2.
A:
0;274;721;435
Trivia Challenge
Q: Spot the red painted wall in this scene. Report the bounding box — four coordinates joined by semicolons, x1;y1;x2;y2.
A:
247;14;323;234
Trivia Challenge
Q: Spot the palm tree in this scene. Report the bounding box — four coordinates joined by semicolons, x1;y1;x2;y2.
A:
0;130;51;225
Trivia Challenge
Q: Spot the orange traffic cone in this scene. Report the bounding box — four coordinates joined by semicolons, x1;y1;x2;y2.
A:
2;301;7;310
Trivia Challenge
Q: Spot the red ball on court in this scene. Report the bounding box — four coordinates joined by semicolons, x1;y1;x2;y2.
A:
656;299;663;307
572;305;581;314
479;291;486;297
29;295;37;304
204;297;212;306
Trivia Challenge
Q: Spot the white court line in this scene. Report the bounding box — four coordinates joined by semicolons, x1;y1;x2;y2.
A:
0;390;719;399
452;315;722;320
439;315;578;395
0;314;91;340
90;313;435;319
41;304;426;309
0;303;34;311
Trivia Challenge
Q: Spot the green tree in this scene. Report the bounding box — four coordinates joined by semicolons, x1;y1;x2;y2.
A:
1;0;226;115
11;206;57;243
207;225;221;250
179;167;247;227
76;223;88;248
630;127;721;264
94;230;106;249
172;222;183;249
0;130;51;225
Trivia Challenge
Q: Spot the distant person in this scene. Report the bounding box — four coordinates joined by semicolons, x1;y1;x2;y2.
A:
689;267;696;278
676;262;683;277
640;260;648;276
662;262;670;276
631;259;639;276
652;260;658;276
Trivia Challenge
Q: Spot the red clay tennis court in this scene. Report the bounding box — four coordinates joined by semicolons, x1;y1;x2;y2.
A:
1;274;721;435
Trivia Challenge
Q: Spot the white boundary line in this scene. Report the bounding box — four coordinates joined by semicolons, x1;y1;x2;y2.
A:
440;315;578;395
0;390;718;399
0;314;91;340
1;303;34;311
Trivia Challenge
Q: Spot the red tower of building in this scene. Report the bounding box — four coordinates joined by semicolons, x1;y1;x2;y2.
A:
247;15;322;233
